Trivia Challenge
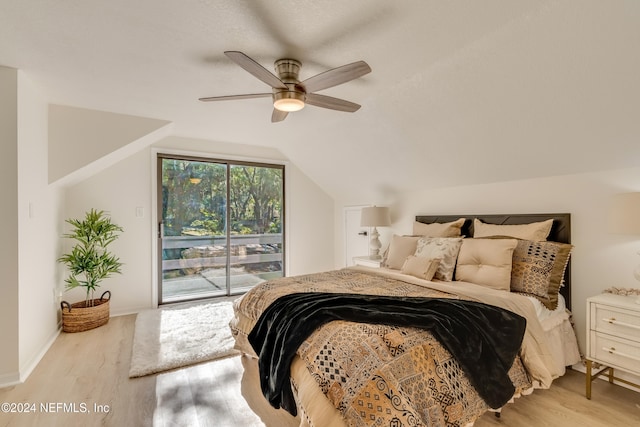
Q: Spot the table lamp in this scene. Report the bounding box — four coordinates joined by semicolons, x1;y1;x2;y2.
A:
609;192;640;303
361;206;391;259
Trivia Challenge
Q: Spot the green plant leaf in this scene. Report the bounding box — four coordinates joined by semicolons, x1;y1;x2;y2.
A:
58;209;124;299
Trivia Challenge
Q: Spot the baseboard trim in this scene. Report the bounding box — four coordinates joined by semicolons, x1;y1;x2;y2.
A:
111;305;153;317
18;327;61;383
0;372;21;389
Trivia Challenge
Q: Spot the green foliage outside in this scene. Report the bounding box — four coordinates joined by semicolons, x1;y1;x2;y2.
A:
161;160;283;237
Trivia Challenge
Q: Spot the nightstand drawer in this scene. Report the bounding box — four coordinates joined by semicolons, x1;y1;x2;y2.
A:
591;303;640;341
590;331;640;376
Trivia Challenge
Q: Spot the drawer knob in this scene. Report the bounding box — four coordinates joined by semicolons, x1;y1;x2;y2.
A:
601;346;640;362
601;318;640;331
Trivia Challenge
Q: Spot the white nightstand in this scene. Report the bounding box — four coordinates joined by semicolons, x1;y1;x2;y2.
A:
352;256;382;268
585;293;640;399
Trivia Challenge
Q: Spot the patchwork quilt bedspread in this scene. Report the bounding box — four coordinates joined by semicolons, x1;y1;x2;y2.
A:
230;267;559;427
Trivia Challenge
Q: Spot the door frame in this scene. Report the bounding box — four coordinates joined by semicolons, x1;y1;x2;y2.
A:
150;148;289;307
343;204;370;267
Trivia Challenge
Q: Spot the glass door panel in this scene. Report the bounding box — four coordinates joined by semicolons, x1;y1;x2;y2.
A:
160;158;227;303
158;156;284;304
228;165;284;294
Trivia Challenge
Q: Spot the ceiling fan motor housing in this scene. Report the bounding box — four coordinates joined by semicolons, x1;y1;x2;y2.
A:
273;58;305;111
274;58;301;82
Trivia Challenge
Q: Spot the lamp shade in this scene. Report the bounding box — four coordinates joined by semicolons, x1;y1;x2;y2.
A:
609;192;640;234
361;206;391;227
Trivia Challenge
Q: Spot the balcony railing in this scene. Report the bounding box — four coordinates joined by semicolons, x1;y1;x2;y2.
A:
162;233;283;273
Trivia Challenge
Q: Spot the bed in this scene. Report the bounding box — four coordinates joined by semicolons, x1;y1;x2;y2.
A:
229;213;581;427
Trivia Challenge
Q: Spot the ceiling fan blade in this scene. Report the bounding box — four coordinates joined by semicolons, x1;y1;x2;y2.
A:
271;109;288;123
300;61;371;93
199;93;272;102
305;93;361;112
224;51;288;90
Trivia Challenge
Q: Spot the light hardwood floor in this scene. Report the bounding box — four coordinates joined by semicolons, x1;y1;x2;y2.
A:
1;313;639;427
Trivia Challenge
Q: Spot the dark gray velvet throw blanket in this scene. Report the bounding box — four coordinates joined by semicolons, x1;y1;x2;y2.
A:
248;292;526;416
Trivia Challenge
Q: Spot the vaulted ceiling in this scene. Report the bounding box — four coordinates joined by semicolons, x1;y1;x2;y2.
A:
2;1;639;201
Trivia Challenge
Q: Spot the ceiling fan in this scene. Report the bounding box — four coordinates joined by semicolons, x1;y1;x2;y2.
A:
199;51;371;123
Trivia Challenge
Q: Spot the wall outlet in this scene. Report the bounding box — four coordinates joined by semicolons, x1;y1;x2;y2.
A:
53;288;63;304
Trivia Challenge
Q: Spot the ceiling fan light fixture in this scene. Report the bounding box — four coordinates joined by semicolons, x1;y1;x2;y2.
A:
273;90;305;112
274;97;305;112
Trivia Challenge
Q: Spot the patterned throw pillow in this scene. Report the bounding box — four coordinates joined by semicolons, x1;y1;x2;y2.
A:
510;240;573;310
414;237;464;281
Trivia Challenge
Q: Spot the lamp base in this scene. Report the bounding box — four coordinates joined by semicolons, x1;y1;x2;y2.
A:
369;227;382;259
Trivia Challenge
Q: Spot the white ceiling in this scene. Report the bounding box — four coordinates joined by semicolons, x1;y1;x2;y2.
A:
2;0;640;201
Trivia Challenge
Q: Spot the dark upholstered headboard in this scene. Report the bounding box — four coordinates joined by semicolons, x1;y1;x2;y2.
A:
414;213;572;309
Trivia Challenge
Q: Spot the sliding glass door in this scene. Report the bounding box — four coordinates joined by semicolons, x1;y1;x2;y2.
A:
158;155;284;304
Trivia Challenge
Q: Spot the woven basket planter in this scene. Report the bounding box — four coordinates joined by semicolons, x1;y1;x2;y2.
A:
60;291;111;333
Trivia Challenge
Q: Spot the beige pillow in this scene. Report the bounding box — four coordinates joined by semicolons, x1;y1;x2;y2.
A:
413;218;465;237
510;240;573;310
473;218;553;241
401;256;441;280
455;238;518;291
383;235;421;270
414;237;464;281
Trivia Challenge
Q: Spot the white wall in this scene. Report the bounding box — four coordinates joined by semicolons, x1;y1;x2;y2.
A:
17;71;64;380
48;105;171;184
63;136;334;315
63;148;153;314
0;67;65;387
286;162;335;276
335;166;640;355
0;66;20;385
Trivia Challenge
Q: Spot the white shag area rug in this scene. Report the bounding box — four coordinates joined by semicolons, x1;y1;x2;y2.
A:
129;300;239;377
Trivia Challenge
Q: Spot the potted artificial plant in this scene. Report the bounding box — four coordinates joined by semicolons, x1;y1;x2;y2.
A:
58;209;123;332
